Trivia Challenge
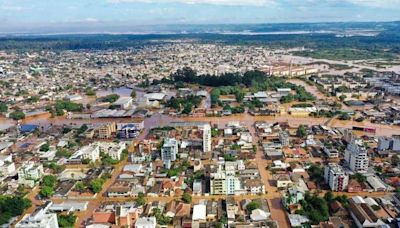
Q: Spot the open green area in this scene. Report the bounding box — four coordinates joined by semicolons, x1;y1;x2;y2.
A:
165;95;202;114
170;68;315;108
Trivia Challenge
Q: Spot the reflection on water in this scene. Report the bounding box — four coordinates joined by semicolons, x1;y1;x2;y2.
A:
0;117;14;130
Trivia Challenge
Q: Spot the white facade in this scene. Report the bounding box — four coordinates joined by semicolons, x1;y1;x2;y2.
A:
210;165;241;195
161;138;178;169
70;144;100;162
226;171;241;195
97;142;126;160
16;202;59;228
344;139;369;173
0;154;16;178
324;163;349;192
200;123;212;152
135;217;157;228
18;162;44;187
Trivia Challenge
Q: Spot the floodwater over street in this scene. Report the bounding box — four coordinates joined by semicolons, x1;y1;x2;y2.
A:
10;112;400;137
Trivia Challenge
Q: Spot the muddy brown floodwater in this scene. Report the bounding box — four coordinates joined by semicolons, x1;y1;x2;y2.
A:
1;111;397;137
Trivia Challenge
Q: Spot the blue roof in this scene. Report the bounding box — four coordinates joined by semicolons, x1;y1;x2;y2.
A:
20;124;39;133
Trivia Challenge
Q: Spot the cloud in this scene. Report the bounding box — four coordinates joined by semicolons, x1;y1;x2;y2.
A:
108;0;275;6
345;0;400;8
107;0;400;8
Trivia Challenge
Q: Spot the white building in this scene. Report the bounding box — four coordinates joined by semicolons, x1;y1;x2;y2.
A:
16;202;59;228
0;154;16;178
226;171;241;195
344;139;369;173
18;162;44;187
199;123;212;152
324;163;349;192
161;138;178;169
114;97;133;110
210;165;241;195
192;204;207;221
70;144;100;163
97;142;126;160
135;217;157;228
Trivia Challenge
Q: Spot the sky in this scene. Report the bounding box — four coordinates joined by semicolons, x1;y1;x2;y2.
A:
0;0;400;33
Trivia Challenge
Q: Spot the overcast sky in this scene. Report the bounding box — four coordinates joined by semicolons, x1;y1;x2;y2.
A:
0;0;399;33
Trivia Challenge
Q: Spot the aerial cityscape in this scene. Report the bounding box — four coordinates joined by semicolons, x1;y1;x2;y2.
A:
1;1;400;228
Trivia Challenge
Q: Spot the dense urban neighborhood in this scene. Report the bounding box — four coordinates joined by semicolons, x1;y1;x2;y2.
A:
1;23;400;228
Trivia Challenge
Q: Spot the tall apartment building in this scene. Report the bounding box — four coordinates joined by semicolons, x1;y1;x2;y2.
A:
16;202;59;228
97;122;117;139
226;171;241;195
167;122;211;153
161;138;178;169
210;166;227;195
279;131;290;147
343;128;356;143
200;123;212;152
344;139;369;173
324;163;349;192
210;165;241;195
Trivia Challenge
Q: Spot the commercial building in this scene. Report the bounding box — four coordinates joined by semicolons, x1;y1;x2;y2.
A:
324;163;349;192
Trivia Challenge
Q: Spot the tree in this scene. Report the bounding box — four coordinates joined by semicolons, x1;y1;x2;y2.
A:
90;178;104;193
39;186;55;198
339;95;347;102
40;143;50;152
324;191;334;203
0;102;7;113
42;175;57;188
392;155;400;166
181;193;192;203
352;173;366;183
58;214;76;227
135;192;146;206
246;201;261;212
98;94;120;103
130;90;136;98
74;182;85;192
182;103;193;115
308;164;324;183
0;196;31;225
9;110;25;120
234;90;245;102
338;113;351;120
296;125;307;138
85;88;96;96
